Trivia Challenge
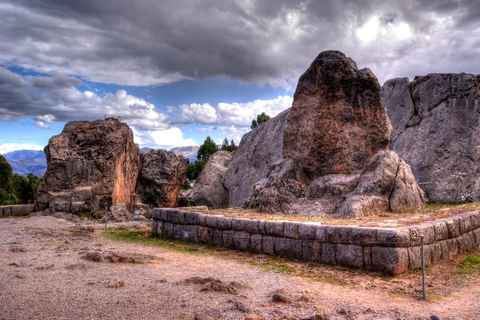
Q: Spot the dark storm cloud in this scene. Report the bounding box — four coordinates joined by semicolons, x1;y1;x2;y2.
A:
0;0;479;87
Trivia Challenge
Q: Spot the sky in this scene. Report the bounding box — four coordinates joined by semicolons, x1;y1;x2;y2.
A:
1;0;480;154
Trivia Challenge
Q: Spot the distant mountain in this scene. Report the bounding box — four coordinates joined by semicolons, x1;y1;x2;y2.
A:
3;150;47;177
169;146;199;162
140;147;154;153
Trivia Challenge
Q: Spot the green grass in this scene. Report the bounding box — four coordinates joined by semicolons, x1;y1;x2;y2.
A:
104;228;207;255
458;253;480;275
249;260;296;274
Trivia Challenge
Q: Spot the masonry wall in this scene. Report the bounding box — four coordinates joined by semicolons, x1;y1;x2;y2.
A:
151;208;480;275
0;204;35;218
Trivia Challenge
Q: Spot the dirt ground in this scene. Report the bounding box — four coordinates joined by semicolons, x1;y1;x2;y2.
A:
1;215;479;320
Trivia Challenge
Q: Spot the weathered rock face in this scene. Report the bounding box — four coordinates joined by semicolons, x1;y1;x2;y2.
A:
284;51;392;180
181;151;232;208
136;149;188;208
234;51;425;216
383;74;480;202
36;119;139;215
224;109;290;207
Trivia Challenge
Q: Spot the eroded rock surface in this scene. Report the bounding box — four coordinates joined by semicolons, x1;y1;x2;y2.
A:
182;151;232;208
383;74;480;202
136;149;188;208
36;119;139;215
224;109;290;207
233;51;424;217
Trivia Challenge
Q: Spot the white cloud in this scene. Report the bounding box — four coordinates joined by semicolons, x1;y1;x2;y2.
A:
34;121;51;130
148;128;197;150
171;95;293;127
0;143;44;154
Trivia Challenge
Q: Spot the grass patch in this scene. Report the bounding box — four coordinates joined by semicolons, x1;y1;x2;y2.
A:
458;253;480;275
104;227;207;256
249;260;296;274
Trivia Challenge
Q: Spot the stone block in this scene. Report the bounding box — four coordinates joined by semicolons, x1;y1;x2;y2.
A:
376;228;410;247
0;206;4;217
372;247;409;275
184;211;200;225
151;220;161;236
183;225;198;242
284;222;300;239
198;226;212;244
446;238;458;258
470;211;480;229
433;221;449;242
258;220;266;234
459;213;473;234
363;246;373;270
171;210;186;224
231;218;248;231
325;226;341;243
351;227;377;246
439;240;449;260
234;231;251;251
250;234;263;253
262;236;275;255
410;224;435;246
173;224;184;239
336;244;364;268
274;238;302;259
445;217;460;238
222;230;235;248
4;206;11;217
217;217;232;230
244;219;260;234
301;241;322;262
151;208;162;220
408;245;432;270
213;230;223;247
431;242;442;262
457;232;475;252
197;213;207;226
315;226;327;242
164;222;174;238
298;223;318;240
321;243;336;265
473;229;480;247
265;221;285;237
205;215;221;228
9;205;34;216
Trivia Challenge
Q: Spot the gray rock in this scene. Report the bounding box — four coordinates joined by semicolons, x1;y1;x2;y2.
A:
372;247;408;275
136;149;187;208
109;203;131;222
336;244;364;268
182;151;232;208
383;73;480;202
224;109;290;207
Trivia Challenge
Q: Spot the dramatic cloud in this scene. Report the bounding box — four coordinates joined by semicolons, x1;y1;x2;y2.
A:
0;67;169;130
171;95;293;127
1;0;479;87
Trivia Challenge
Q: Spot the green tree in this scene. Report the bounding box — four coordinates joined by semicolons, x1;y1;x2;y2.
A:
220;137;237;152
0;154;16;205
197;136;218;163
251;112;271;129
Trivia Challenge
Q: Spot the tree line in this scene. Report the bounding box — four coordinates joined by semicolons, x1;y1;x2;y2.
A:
0;154;41;205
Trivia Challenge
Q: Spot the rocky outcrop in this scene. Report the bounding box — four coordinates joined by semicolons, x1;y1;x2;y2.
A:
383;74;480;203
224;109;290;207
136;149;188;208
232;51;425;217
36;119;139;215
181;151;232;208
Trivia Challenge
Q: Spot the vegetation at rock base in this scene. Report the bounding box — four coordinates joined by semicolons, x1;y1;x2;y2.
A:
187;136;219;180
251;112;271;129
0;154;41;205
459;253;480;275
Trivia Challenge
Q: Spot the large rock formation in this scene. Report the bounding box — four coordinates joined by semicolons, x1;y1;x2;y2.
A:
224;109;290;207
136;149;188;208
181;150;232;208
36;119;139;215
228;51;425;217
383;73;480;203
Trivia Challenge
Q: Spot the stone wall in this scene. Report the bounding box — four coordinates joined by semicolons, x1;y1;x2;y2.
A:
152;208;480;275
0;204;35;217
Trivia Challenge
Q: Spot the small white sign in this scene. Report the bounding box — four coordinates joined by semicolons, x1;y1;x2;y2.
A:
134;210;141;215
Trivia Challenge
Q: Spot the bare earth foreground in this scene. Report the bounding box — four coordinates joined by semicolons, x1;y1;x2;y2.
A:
1;216;479;320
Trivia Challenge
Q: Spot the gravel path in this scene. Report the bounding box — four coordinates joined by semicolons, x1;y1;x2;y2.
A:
1;216;479;320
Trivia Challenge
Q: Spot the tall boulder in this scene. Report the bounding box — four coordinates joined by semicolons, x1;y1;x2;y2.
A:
383;73;480;202
36;119;139;215
136;149;188;208
233;51;425;217
181;150;232;208
224;109;290;207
